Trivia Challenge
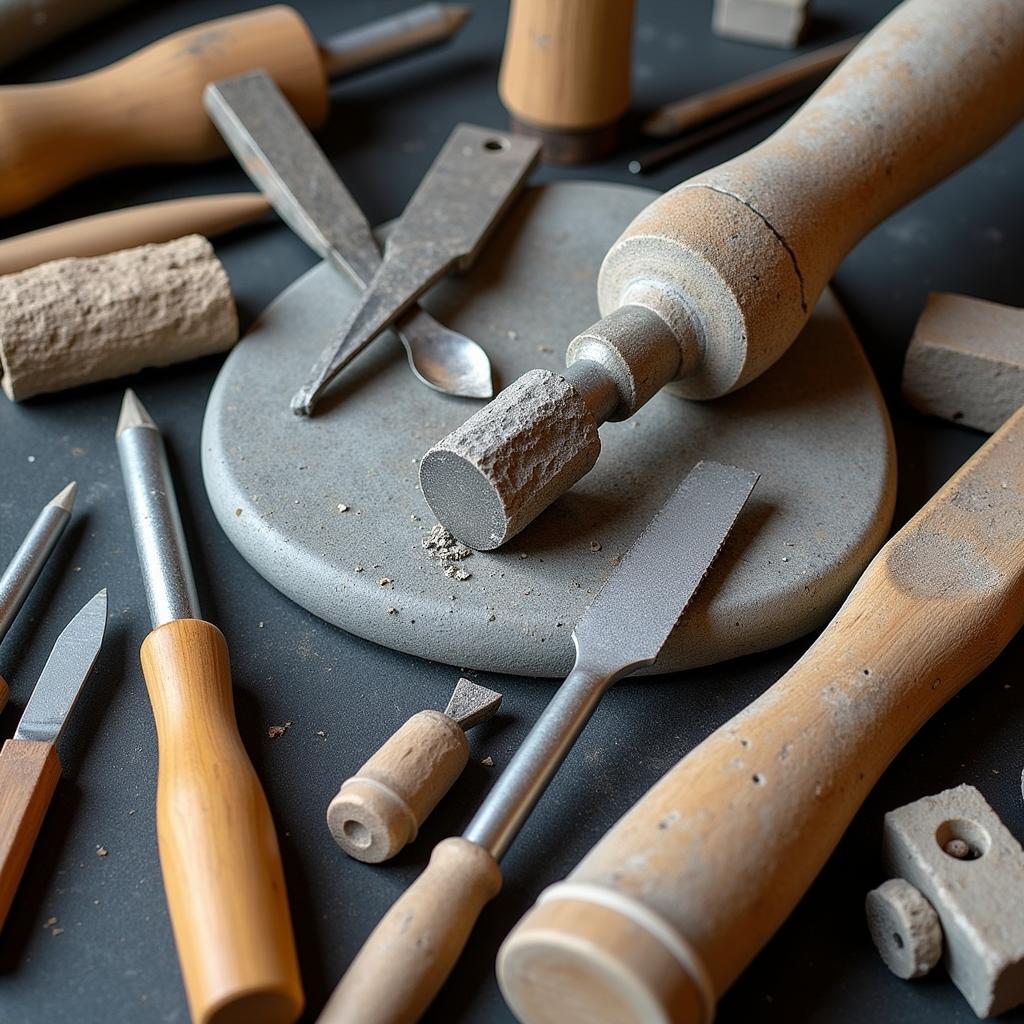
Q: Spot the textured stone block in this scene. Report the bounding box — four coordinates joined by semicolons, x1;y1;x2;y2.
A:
712;0;809;47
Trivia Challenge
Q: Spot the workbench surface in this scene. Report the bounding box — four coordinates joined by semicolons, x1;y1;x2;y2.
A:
1;2;1022;1022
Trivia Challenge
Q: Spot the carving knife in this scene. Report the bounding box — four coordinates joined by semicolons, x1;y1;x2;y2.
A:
204;71;494;401
0;589;107;931
319;460;759;1024
291;123;541;416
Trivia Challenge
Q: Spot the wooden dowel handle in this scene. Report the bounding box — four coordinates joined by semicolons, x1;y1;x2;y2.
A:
0;739;61;932
498;405;1024;1024
319;837;501;1024
140;618;303;1024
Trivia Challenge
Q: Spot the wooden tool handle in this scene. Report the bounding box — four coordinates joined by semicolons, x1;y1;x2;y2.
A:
326;710;469;864
498;405;1024;1024
320;837;501;1024
599;0;1024;400
0;5;327;216
0;739;61;932
140;619;303;1024
0;194;270;277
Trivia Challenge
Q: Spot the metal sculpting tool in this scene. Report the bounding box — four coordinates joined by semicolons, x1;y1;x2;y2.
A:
291;123;541;415
116;390;303;1024
205;71;493;401
319;460;759;1024
0;589;106;932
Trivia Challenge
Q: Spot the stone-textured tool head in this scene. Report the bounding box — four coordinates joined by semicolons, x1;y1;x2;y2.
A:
444;677;502;731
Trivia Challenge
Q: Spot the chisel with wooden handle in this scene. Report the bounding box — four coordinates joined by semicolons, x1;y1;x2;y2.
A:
116;390;302;1024
419;0;1024;551
497;404;1024;1024
0;2;470;216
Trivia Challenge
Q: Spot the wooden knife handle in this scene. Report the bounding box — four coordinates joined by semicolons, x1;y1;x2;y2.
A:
140;619;303;1024
598;0;1024;401
0;6;327;216
498;405;1024;1024
0;739;61;932
320;837;502;1024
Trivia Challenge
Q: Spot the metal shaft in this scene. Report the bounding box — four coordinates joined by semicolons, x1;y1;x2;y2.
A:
116;391;200;628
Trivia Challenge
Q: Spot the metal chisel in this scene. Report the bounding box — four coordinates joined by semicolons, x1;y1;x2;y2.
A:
319;460;759;1024
0;589;107;931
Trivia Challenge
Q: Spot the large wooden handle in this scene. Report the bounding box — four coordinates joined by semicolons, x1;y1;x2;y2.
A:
140;619;303;1024
598;0;1024;401
319;837;502;1024
0;739;61;932
0;6;326;216
498;405;1024;1024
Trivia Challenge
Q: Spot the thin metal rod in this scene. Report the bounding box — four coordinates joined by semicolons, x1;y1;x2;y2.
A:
463;660;616;860
0;482;76;645
115;390;200;628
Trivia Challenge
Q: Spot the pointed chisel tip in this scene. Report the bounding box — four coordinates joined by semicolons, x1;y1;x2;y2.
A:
116;389;157;438
49;480;77;513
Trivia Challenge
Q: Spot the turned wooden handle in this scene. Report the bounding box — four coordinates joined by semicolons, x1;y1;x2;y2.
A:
140;618;303;1024
0;5;326;216
320;837;502;1024
0;194;270;277
498;405;1024;1024
327;710;469;864
0;739;61;932
599;0;1024;401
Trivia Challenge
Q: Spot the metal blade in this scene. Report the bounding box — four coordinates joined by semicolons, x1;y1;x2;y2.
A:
573;461;759;673
15;589;107;744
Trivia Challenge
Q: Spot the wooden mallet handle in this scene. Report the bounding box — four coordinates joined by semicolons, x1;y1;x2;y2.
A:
498;405;1024;1024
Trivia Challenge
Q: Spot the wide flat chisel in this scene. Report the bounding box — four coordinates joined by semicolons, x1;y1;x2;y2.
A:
319;460;758;1024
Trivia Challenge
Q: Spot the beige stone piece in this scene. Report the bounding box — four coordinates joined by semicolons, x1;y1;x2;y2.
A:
712;0;809;48
0;234;237;402
865;877;942;979
883;785;1024;1017
902;293;1024;434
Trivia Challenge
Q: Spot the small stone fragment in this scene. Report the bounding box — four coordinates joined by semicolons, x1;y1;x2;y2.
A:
481;756;494;767
268;722;292;739
96;846;108;857
590;541;602;552
337;503;349;512
379;577;392;587
423;523;473;580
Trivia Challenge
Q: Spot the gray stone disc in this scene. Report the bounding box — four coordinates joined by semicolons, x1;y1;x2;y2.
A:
202;182;895;678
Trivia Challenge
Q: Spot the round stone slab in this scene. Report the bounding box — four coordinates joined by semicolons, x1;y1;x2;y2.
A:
202;182;895;678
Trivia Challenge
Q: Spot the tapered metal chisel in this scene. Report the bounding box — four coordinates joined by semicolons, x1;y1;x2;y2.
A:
319;460;759;1024
115;390;303;1024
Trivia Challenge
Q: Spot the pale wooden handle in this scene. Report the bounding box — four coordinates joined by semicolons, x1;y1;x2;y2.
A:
498;404;1024;1024
326;710;468;863
320;837;502;1024
599;0;1024;400
140;619;303;1024
0;194;270;277
0;5;326;216
0;739;61;932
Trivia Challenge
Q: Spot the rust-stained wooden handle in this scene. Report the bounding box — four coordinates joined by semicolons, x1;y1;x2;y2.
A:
319;837;502;1024
0;5;327;216
0;739;61;932
140;618;303;1024
498;405;1024;1024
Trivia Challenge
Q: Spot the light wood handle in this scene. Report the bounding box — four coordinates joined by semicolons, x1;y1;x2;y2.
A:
320;837;502;1024
598;0;1024;401
498;404;1024;1024
326;710;469;864
140;618;303;1024
0;739;61;932
0;194;271;277
0;5;327;216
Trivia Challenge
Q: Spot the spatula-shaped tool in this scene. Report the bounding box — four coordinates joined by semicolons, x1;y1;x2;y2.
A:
0;589;106;931
319;460;759;1024
292;123;540;415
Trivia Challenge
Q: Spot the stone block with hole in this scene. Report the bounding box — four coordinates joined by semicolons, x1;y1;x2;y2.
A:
880;784;1024;1017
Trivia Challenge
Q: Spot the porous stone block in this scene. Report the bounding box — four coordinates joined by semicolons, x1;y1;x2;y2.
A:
866;877;942;979
712;0;809;47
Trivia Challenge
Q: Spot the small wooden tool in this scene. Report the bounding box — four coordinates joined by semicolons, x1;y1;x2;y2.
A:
498;403;1024;1024
327;678;502;864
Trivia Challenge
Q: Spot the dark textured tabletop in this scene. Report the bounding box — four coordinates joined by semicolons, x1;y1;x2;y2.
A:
1;2;1023;1021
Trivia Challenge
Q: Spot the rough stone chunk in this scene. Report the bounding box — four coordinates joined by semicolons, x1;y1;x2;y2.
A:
866;877;942;979
712;0;809;47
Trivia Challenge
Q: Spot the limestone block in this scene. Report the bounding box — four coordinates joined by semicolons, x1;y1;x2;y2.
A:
712;0;809;48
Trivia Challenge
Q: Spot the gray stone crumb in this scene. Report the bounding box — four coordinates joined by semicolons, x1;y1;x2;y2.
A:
423;523;473;581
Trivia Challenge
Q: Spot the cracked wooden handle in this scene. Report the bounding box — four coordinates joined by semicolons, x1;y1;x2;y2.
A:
597;0;1024;401
319;837;502;1024
498;405;1024;1024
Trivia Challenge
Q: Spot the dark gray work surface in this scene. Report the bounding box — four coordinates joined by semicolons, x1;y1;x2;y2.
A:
1;2;1022;1022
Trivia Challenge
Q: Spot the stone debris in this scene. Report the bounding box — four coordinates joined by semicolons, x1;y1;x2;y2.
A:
267;722;292;739
423;523;473;581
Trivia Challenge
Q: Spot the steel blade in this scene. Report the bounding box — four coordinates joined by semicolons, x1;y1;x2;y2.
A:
573;461;759;673
15;589;107;744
